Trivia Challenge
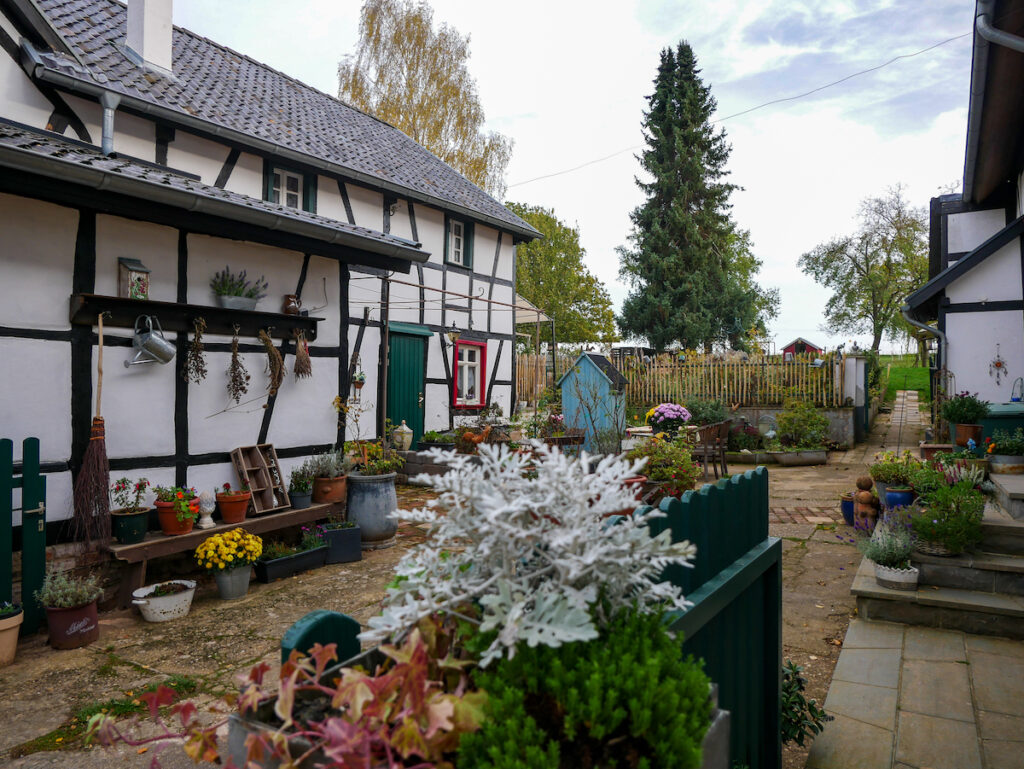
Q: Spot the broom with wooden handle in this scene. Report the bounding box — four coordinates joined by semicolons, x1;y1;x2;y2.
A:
71;313;111;548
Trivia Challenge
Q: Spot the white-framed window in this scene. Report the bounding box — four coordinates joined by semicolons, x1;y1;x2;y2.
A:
454;340;485;407
270;169;304;209
448;219;465;265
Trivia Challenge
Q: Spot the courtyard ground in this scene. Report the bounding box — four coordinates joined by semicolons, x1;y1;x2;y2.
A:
0;399;922;768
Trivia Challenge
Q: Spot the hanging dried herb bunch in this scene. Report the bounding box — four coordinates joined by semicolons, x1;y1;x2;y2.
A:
294;330;312;379
258;329;285;396
183;317;207;384
227;324;250;404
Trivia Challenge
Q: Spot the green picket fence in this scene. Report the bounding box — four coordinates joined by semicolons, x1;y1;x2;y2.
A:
0;438;47;635
646;466;782;769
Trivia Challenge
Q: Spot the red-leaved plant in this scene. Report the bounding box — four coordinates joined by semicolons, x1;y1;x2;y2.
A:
86;619;486;768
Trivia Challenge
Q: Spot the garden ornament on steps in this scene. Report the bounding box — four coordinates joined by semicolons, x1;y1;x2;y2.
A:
125;315;175;367
197;491;216;529
990;343;1008;386
71;313;111;547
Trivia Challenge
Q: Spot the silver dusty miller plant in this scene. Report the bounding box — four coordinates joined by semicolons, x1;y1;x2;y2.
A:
362;442;698;665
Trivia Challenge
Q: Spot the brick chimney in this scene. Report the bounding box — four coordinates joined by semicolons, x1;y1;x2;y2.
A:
126;0;173;73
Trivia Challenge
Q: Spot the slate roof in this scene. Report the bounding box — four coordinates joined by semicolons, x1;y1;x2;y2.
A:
0;118;429;262
25;0;539;239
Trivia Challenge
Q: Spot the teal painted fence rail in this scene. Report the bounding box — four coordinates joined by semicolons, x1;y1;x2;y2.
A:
645;466;781;769
0;438;47;635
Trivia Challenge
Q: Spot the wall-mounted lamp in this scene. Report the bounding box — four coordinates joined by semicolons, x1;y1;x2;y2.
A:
446;321;460;347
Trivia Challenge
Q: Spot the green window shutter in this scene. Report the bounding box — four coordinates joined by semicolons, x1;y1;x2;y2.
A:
443;214;451;262
303;173;318;213
464;221;474;268
262;161;274;203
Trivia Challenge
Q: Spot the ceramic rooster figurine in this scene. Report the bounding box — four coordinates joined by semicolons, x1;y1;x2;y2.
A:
462;425;492;446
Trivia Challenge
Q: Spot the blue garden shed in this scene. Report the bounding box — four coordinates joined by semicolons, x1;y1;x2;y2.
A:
557;353;629;453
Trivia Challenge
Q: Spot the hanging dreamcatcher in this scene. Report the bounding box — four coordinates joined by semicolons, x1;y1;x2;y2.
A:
990;343;1008;385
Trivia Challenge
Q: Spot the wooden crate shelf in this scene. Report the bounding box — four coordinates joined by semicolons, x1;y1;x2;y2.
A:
231;444;290;514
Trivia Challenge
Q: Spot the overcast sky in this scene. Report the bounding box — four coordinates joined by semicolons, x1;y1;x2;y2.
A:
175;0;975;354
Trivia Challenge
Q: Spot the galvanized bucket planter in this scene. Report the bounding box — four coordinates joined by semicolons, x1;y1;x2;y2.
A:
989;454;1024;475
347;472;398;549
214;568;252;601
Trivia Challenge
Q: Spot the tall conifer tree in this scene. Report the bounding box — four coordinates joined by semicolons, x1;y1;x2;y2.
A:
617;43;742;351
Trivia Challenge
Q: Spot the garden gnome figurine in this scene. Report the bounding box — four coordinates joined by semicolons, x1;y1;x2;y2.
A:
197;490;216;529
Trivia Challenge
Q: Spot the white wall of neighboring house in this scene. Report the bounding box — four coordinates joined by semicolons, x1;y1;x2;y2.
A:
947;209;1006;254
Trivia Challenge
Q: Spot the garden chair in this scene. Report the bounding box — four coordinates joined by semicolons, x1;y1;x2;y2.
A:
716;419;733;477
693;422;722;481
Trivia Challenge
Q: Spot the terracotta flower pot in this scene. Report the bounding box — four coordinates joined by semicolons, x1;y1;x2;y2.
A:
216;492;251;524
45;601;99;650
155;499;198;535
0;607;23;666
953;423;983;447
312;475;347;505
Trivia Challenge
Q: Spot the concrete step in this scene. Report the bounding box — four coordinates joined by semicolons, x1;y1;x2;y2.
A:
852;558;1024;639
912;550;1024;596
991;474;1024;521
982;513;1024;556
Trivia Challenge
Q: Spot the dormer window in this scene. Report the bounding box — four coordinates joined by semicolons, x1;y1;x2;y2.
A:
445;215;474;268
264;163;317;213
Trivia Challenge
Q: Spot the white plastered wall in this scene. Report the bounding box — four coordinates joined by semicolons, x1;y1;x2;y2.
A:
0;37;53;129
346;184;383;230
945;309;1024;403
946;241;1022;304
947;209;1006;254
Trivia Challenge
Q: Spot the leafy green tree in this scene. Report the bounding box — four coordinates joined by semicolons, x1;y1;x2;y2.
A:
508;202;618;345
798;186;927;353
618;42;773;352
338;0;512;197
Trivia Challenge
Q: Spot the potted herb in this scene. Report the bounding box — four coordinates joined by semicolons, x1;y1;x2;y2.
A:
254;525;328;583
215;481;251;524
209;266;268;311
418;429;455;451
34;571;103;650
352;370;366;390
109;477;151;545
308;450;350;505
131;580;197;623
288;463;314;510
195;528;263;600
323;516;362;565
940;391;989;446
911;482;985;556
347;440;404;549
153;486;199;535
0;601;23;667
766;398;830;466
986;428;1024;474
625;436;701;502
868;451;920;507
858;513;917;590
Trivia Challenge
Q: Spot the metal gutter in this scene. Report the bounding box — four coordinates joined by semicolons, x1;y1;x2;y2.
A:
0;140;429;263
21;46;542;242
901;305;946;369
963;0;996;204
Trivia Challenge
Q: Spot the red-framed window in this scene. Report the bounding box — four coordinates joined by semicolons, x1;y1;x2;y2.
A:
453;339;486;408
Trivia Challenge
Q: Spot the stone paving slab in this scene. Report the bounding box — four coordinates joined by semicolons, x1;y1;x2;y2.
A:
902;626;966;661
831;648;901;689
805;713;894;769
821;679;897;730
841;619;904;649
895;712;983;769
900;659;975;722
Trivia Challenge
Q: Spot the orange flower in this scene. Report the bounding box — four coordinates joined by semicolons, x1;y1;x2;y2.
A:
176;491;184;499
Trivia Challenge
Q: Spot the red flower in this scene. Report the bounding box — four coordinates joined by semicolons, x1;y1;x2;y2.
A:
176;491;184;499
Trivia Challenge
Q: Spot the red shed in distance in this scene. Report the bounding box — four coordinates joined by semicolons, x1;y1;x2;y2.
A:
781;337;824;358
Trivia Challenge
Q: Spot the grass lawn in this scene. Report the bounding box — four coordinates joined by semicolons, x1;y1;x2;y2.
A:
885;364;930;404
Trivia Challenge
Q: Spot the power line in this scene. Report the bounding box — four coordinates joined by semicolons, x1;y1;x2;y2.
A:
507;31;970;189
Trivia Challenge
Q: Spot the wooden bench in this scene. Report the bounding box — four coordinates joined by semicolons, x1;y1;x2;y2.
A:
108;502;341;608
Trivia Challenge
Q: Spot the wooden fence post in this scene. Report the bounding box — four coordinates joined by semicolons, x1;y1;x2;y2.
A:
0;438;47;635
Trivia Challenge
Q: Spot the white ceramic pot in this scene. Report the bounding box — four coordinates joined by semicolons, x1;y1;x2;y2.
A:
132;580;197;622
874;562;919;591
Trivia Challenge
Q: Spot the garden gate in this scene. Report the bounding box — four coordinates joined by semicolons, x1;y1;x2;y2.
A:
646;466;782;769
0;437;47;635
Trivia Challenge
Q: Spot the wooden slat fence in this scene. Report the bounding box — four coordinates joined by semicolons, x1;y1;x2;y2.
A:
1;437;47;635
515;353;576;405
645;466;782;769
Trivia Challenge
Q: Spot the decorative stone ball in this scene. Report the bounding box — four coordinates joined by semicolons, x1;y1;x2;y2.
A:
856;476;874;491
855;490;874;505
199;491;216;514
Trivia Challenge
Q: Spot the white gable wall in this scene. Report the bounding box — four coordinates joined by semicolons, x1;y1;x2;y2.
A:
946;241;1022;303
947;209;1006;253
0;36;53;129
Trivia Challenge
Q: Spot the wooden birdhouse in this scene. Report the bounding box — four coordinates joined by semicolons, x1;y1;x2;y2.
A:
118;257;150;300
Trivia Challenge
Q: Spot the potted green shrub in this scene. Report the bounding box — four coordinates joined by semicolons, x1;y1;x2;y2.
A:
35;571;103;650
209;266;268;311
215;482;251;524
131;580;197;623
323;517;362;565
868;451;919;507
940;391;989;446
109;477;151;545
308;450;349;505
288;463;314;509
766;398;830;466
625;436;701;503
986;428;1024;474
683;398;727;426
858;513;917;590
911;482;985;556
418;429;456;451
0;601;23;667
347;441;404;549
153;486;199;535
254;526;328;583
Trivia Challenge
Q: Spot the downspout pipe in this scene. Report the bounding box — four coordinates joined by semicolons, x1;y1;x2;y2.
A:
901;304;947;374
977;8;1024;53
99;91;120;155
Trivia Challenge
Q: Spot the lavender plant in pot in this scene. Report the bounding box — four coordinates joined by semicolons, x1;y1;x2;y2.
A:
858;512;917;591
209;266;268;311
35;571;103;650
288;462;314;510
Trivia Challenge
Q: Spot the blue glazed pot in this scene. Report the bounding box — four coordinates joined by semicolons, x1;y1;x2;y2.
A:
840;495;855;526
347;473;398;549
885;487;916;510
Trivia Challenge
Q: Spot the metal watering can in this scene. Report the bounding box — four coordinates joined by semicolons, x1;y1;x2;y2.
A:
125;315;175;367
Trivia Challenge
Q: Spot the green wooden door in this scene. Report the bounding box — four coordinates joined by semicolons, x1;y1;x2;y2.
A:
388;333;425;445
